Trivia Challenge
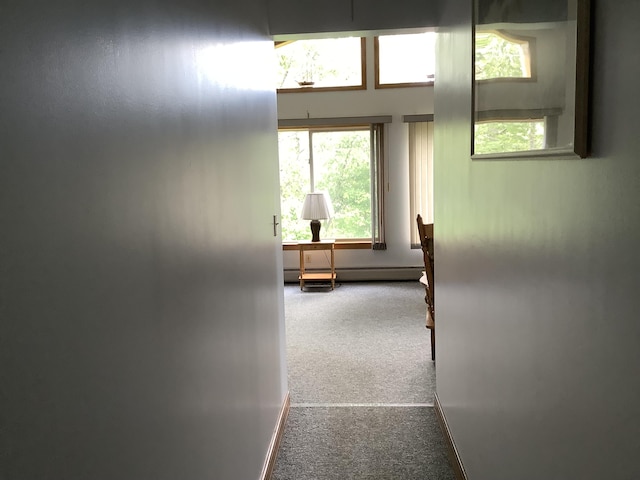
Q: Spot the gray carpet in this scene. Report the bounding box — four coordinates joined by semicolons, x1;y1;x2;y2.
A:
284;281;435;404
272;407;455;480
272;282;454;480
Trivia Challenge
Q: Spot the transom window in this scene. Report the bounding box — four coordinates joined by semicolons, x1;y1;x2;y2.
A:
375;32;436;88
275;37;366;92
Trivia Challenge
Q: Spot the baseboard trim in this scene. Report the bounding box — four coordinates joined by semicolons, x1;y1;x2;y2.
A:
260;391;290;480
434;393;468;480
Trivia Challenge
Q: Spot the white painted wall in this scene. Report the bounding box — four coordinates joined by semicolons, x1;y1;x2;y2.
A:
277;36;433;277
0;1;286;479
435;1;640;479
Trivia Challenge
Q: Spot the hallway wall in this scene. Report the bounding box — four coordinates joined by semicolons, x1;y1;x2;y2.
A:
0;1;286;479
434;1;640;478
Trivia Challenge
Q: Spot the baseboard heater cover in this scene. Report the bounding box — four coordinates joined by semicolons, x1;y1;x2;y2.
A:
283;267;423;283
434;393;468;480
260;391;290;480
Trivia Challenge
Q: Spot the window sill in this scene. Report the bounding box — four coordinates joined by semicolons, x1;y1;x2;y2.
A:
283;241;371;251
277;85;367;94
374;81;434;89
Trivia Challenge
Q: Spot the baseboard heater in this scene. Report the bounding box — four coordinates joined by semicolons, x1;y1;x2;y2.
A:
284;267;423;283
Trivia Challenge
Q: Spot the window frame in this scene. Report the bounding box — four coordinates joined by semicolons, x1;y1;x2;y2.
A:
277;116;390;248
275;38;367;94
278;125;372;243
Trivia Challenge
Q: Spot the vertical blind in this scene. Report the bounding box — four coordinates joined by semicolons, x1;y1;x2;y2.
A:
408;121;434;247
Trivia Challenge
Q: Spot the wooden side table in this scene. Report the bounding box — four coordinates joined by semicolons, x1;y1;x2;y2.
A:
298;240;336;290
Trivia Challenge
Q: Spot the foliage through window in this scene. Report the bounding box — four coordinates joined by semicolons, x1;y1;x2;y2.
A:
279;127;374;242
275;37;365;91
375;32;436;87
475;31;534;81
474;119;545;155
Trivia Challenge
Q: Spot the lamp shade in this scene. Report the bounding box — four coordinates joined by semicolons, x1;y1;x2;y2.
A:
301;192;333;220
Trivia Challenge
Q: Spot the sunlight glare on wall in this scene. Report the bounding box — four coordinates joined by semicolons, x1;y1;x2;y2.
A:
196;40;274;91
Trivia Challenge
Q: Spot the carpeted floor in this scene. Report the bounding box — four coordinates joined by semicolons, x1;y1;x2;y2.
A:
272;281;454;480
273;406;455;480
284;281;435;405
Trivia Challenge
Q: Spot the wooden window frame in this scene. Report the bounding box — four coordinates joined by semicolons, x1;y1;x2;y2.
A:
277;117;390;248
282;241;371;251
374;35;435;89
276;38;367;94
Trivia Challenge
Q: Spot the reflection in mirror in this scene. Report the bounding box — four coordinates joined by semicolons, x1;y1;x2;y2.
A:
475;118;544;154
473;0;589;158
475;31;534;81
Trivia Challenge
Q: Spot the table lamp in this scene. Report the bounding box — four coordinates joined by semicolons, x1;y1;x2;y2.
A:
301;192;332;242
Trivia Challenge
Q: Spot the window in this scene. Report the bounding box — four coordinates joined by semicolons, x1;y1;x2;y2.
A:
275;37;366;92
406;118;434;247
474;31;535;81
278;122;386;246
375;32;436;88
474;119;545;155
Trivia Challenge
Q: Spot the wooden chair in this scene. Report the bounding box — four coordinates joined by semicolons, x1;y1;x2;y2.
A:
417;214;435;360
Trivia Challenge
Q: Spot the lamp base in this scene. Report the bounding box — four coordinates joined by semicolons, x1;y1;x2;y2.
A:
310;219;321;242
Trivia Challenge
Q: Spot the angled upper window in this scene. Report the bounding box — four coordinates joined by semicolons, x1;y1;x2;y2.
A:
475;31;535;81
375;32;436;88
275;37;366;92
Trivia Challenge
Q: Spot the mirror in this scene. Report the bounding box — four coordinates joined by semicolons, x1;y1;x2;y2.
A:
472;0;590;158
